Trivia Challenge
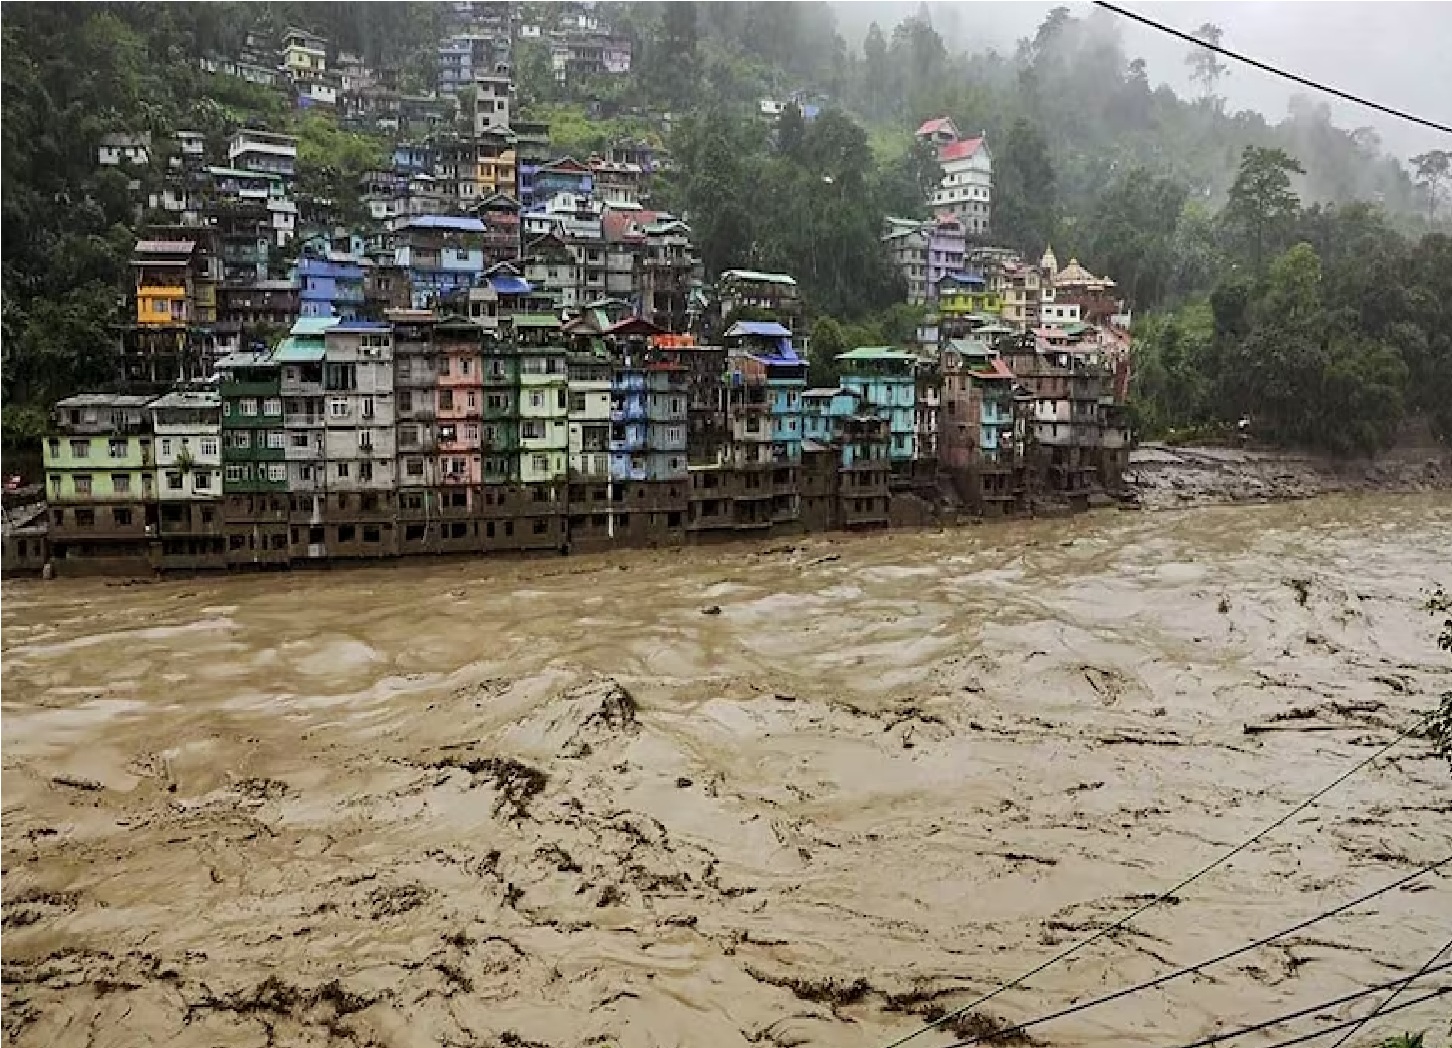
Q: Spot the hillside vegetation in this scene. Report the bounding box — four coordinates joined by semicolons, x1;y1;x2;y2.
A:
3;1;1451;452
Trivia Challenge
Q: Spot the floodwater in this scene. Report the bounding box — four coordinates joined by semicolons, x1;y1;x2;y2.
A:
3;495;1450;1047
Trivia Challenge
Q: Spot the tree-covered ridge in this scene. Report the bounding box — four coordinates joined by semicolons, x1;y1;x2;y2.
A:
3;1;1451;459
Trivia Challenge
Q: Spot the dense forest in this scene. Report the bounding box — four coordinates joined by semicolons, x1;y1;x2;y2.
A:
3;1;1451;454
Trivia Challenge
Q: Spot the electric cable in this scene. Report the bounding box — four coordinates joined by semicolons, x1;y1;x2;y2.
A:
876;714;1430;1048
1323;935;1452;1048
1094;1;1452;136
1252;988;1450;1048
932;857;1451;1045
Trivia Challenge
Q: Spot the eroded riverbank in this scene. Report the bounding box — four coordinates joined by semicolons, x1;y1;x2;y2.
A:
3;494;1450;1047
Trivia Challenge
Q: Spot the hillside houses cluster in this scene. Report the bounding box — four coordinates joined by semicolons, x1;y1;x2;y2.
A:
13;13;1136;575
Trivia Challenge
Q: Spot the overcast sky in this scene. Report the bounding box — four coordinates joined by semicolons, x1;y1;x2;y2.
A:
832;2;1452;162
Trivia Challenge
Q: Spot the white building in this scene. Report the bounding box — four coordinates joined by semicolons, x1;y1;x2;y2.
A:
931;136;993;236
98;132;151;167
321;322;397;495
228;130;299;179
151;391;223;501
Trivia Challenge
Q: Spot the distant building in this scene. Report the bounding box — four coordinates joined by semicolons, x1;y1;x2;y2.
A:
228;130;299;179
917;117;992;236
98;132;151;167
882;214;967;305
282;28;328;78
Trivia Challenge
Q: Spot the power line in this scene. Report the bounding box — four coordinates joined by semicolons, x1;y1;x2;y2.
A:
1324;936;1452;1048
1093;1;1452;137
1255;988;1451;1048
935;856;1451;1045
1161;971;1452;1048
876;715;1429;1048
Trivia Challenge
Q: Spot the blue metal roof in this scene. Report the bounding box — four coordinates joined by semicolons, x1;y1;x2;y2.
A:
725;320;793;338
489;275;532;294
402;215;487;232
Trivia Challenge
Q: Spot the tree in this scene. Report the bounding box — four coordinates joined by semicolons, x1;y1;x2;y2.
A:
1222;146;1305;269
1411;149;1452;221
808;316;847;387
993;118;1057;252
1185;23;1228;104
862;22;889;118
647;2;699;109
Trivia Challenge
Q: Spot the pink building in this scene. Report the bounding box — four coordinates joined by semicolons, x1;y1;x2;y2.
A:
434;317;485;487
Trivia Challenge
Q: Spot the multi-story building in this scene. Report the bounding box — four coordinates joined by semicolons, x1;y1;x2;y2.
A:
434;315;485;518
217;348;290;566
715;270;802;334
151;390;225;569
994;258;1044;330
724;321;806;529
836;347;919;468
565;342;612;484
528;158;593;208
228;129;299;180
297;250;367;320
391;311;446;553
513;120;553;207
282;28;328;79
387;215;487;308
939;336;1021;513
516;317;569;487
277;317;335;559
473;74;513;133
800;387;891;530
319;321;398;557
124;238;220;391
217;279;300;333
882;214;968;305
549;32;632;82
473;193;523;270
44;395;157;575
917;118;992;236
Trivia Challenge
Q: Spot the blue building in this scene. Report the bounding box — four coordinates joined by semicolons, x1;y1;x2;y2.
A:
725;321;805;465
609;354;648;482
836;347;919;463
390;215;487;309
295;252;366;320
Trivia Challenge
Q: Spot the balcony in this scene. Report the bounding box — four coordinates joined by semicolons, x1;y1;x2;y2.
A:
609;405;648;423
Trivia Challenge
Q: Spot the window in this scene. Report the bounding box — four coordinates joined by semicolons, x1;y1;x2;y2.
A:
52;509;64;526
194;471;212;490
75;508;95;528
361;397;375;419
359;461;373;482
267;431;285;450
70;439;90;458
268;463;286;482
339;524;356;543
300;465;313;481
241;398;258;416
398;391;412;412
461;358;470;375
109;439;128;458
201;438;219;457
439;390;454;410
532;518;547;534
569;393;586;413
363;525;381;543
49;438;60;457
264;398;282;416
532;453;549;473
521;419;545;439
226;464;243;483
113;507;132;527
111;473;130;494
358;430;373;450
291;432;309;448
337;462;350;479
74;474;93;495
329;398;349;418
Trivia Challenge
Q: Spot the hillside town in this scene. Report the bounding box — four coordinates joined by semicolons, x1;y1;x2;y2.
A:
7;2;1135;576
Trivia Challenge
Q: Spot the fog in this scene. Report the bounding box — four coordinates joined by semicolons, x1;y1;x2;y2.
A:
832;2;1452;161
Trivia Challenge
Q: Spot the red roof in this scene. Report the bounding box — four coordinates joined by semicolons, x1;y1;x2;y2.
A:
938;137;985;163
916;116;956;137
605;316;663;337
968;358;1015;381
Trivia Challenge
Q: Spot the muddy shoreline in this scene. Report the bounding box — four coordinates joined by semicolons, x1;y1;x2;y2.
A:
4;495;1450;1047
1127;442;1452;512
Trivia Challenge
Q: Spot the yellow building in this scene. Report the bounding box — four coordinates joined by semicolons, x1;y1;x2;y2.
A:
133;239;200;326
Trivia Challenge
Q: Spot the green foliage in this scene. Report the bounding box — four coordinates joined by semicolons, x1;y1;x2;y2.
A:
808;316;847;388
1222;146;1306;269
2;405;51;451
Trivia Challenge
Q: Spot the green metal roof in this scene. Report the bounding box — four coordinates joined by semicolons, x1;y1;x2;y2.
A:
290;317;342;336
274;338;325;362
836;346;917;361
973;322;1016;335
510;314;562;328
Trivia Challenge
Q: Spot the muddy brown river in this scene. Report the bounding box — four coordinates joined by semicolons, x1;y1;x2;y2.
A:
4;495;1450;1047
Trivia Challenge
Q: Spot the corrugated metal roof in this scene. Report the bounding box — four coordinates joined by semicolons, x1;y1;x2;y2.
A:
724;320;792;339
721;269;797;287
401;215;487;232
273;339;326;363
150;390;221;409
836;347;917;361
289;317;341;336
508;314;561;328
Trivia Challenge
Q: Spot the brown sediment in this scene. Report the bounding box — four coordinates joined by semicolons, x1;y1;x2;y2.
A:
3;493;1450;1047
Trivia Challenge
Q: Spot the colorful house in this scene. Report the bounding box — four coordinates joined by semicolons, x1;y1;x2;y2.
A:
836;347;919;464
